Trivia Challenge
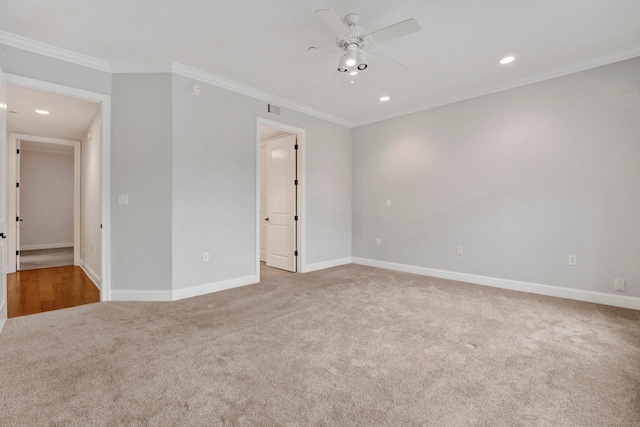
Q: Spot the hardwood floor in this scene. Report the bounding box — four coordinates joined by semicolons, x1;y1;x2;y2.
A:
7;266;100;318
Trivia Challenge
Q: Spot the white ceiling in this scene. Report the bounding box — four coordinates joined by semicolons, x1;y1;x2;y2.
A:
1;0;639;126
7;85;100;140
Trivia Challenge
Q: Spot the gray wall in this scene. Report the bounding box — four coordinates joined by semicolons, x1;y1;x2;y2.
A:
0;44;111;95
19;150;74;248
171;74;351;290
352;57;640;297
111;73;173;292
81;113;101;278
1;44;351;296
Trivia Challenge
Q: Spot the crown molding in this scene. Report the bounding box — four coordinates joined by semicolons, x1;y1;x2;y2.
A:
111;63;173;73
0;31;351;127
171;62;352;128
352;48;640;127
0;30;111;72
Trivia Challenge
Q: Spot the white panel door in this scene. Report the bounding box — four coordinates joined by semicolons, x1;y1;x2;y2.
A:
266;134;296;272
0;66;7;323
15;140;21;271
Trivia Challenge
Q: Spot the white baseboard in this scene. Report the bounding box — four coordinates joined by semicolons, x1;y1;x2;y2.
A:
0;319;6;335
79;260;101;290
172;275;258;301
110;290;173;302
303;257;353;273
109;275;259;302
20;243;73;251
352;257;640;311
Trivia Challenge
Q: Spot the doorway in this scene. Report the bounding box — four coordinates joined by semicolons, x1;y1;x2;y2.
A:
16;138;78;271
3;78;109;317
257;118;306;280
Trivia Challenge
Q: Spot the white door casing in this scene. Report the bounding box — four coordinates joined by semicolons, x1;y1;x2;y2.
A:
15;140;21;270
259;141;268;262
9;135;81;272
0;66;7;327
266;134;296;272
4;73;111;302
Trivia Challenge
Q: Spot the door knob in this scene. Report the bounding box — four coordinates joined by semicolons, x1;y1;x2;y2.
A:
0;233;5;239
265;217;270;222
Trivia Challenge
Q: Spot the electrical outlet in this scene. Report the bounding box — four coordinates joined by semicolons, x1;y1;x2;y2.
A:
456;246;463;255
118;195;129;205
568;255;577;266
386;199;391;206
615;278;626;292
376;239;381;246
203;252;210;262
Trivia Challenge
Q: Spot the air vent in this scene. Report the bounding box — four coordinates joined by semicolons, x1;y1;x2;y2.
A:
267;103;281;116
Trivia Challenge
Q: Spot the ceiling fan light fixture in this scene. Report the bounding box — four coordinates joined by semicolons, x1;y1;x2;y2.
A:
357;51;368;70
337;55;349;72
345;44;358;67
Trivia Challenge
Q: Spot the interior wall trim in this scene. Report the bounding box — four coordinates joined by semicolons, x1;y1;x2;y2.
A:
303;257;353;273
172;275;258;301
351;47;640;127
171;62;352;127
0;30;111;72
20;243;73;251
80;260;101;291
352;257;640;311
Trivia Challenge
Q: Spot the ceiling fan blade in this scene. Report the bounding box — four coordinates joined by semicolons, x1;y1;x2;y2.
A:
315;9;349;37
365;18;421;44
369;51;409;72
283;46;337;61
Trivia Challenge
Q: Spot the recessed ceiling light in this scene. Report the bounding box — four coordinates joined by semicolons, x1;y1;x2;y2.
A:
380;96;390;102
350;81;355;84
349;71;358;76
499;56;515;65
35;109;50;115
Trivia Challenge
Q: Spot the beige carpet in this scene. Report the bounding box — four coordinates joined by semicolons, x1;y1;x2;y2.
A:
0;264;639;426
19;247;74;270
260;261;294;279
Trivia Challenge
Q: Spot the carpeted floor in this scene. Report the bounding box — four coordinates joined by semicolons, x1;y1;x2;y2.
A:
0;264;639;426
19;247;74;270
260;261;294;279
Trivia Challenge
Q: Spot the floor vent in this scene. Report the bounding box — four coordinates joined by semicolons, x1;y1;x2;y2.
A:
267;103;281;116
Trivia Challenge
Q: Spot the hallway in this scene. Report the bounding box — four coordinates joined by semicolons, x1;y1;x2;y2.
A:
7;266;99;318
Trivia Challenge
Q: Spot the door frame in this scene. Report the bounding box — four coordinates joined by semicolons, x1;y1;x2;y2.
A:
9;134;81;270
256;117;306;278
4;73;112;302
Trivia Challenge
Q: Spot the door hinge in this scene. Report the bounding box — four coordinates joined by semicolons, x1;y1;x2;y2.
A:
100;224;103;229
294;215;298;221
17;149;20;154
16;182;19;188
294;179;298;185
294;144;298;150
16;216;19;222
294;251;298;256
16;250;20;256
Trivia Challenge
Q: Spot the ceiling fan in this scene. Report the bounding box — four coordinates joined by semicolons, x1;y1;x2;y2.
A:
285;9;421;77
